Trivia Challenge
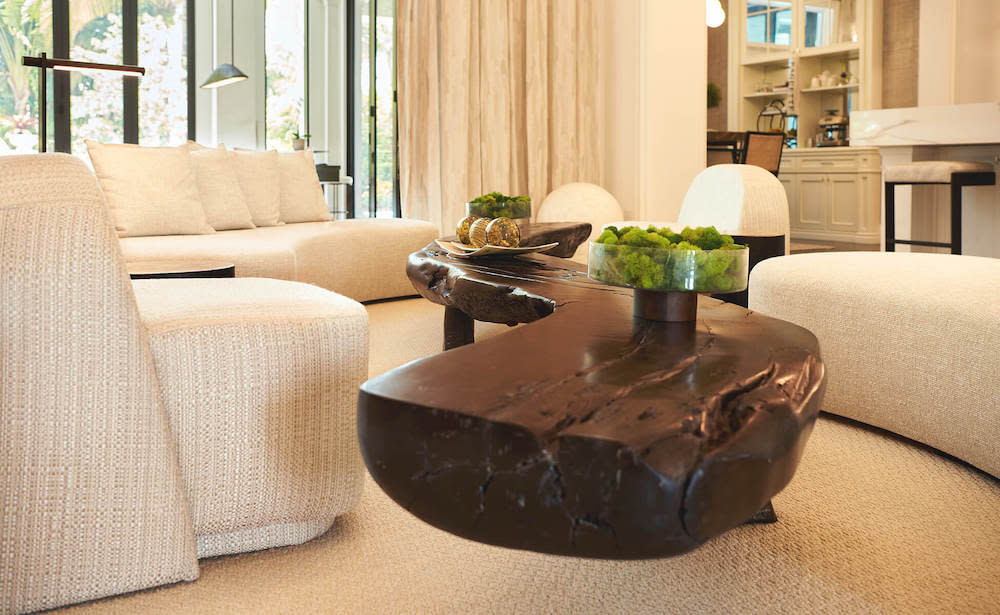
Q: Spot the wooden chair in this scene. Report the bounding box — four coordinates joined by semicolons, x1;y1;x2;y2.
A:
741;131;785;176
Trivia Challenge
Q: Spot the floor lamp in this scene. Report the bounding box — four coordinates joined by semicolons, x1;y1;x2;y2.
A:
22;52;146;153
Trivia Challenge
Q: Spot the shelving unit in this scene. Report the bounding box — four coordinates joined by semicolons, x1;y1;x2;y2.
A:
725;0;884;244
726;0;882;142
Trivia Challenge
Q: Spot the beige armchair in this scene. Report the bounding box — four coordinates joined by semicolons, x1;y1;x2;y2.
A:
1;154;367;613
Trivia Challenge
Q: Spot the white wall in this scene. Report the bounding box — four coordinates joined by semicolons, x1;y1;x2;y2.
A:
600;0;707;222
918;0;1000;106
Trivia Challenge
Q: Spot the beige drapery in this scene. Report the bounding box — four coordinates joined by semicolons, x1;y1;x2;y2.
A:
398;0;603;231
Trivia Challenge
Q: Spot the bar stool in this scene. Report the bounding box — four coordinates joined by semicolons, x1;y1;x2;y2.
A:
885;161;996;254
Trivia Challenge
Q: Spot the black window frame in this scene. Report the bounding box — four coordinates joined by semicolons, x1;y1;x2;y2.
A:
48;0;196;153
346;0;400;219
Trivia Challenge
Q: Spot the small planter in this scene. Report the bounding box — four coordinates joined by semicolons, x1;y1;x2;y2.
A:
291;138;306;151
588;242;749;322
466;199;531;220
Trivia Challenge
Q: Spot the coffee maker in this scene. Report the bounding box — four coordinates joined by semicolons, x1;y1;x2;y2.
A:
816;109;848;147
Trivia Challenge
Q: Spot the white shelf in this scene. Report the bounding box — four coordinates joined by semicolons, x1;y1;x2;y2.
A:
800;84;859;93
741;52;792;68
743;91;789;99
798;42;861;61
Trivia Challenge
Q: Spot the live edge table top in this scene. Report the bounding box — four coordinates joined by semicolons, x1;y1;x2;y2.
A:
358;244;826;559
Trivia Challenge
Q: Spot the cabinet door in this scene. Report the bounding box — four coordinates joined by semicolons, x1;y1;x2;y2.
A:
829;175;860;232
794;174;828;230
779;174;797;228
858;173;881;233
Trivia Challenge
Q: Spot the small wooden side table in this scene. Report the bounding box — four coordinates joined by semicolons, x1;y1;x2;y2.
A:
127;260;236;280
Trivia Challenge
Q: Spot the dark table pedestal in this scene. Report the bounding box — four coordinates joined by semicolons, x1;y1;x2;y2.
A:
359;245;825;559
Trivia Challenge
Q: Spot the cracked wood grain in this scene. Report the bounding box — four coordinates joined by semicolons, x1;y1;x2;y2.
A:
359;244;825;559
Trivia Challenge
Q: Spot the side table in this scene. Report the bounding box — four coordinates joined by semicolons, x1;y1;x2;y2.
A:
126;260;236;280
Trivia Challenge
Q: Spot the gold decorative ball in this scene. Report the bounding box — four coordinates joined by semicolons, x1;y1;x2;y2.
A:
456;215;479;245
486;217;520;248
469;218;490;248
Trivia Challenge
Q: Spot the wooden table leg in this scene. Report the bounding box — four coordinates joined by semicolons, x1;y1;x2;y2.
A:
443;306;475;351
744;500;778;524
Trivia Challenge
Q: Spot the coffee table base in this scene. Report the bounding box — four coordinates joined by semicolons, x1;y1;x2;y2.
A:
745;501;778;524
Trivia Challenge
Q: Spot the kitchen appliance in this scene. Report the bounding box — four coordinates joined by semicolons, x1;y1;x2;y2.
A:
816;109;849;147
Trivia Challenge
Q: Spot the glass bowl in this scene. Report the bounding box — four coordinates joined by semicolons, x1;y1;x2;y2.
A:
587;241;749;294
466;199;531;220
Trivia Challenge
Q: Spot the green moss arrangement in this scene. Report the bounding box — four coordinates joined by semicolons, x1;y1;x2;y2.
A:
467;192;531;219
707;82;722;109
589;225;747;292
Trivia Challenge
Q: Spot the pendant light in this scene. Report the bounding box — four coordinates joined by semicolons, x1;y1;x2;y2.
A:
706;0;726;28
201;0;248;89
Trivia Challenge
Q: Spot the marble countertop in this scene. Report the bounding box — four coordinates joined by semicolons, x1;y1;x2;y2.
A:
851;102;1000;147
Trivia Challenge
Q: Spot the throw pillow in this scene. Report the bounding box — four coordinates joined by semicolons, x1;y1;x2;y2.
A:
85;140;215;237
229;149;283;227
189;145;256;230
277;149;333;223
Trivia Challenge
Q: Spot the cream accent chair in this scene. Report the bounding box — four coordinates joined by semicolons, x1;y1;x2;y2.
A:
535;182;624;262
609;164;791;255
1;154;367;613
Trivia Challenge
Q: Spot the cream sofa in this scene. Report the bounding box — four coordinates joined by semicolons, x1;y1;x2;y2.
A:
1;154;370;614
119;217;438;303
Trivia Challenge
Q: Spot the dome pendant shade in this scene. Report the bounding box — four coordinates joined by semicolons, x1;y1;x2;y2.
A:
200;63;248;89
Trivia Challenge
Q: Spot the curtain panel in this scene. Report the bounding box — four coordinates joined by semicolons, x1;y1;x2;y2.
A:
398;0;603;232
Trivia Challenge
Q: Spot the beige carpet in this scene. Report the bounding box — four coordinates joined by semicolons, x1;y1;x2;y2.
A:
54;416;1000;614
48;298;1000;614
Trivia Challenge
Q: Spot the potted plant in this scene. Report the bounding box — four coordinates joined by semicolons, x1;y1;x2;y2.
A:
290;131;311;151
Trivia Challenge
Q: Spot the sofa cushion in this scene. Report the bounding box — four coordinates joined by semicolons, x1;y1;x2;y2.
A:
230;149;282;227
132;278;368;558
278;149;333;223
86;140;215;237
189;145;256;230
748;251;1000;478
119;228;298;281
118;218;439;303
278;218;439;302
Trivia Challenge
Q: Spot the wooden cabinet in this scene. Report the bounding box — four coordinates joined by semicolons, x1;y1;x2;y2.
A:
779;147;881;244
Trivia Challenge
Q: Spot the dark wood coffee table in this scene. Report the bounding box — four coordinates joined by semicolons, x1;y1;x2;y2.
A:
358;244;825;559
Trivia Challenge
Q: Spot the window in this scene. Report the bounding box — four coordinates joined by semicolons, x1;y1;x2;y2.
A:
746;1;791;48
138;0;188;145
264;0;305;150
69;2;125;153
0;0;192;156
0;1;53;154
350;0;398;218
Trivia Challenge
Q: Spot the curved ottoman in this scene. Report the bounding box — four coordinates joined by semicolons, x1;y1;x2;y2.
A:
748;251;1000;478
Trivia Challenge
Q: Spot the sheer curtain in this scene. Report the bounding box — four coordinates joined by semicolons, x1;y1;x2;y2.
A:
397;0;603;231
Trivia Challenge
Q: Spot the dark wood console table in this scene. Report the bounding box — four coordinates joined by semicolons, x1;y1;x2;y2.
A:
358;246;825;559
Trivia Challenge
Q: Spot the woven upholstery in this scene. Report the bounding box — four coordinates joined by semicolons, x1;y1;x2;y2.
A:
884;160;995;183
132;278;369;557
119;218;438;303
608;164;791;254
748;251;1000;478
0;154;199;614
